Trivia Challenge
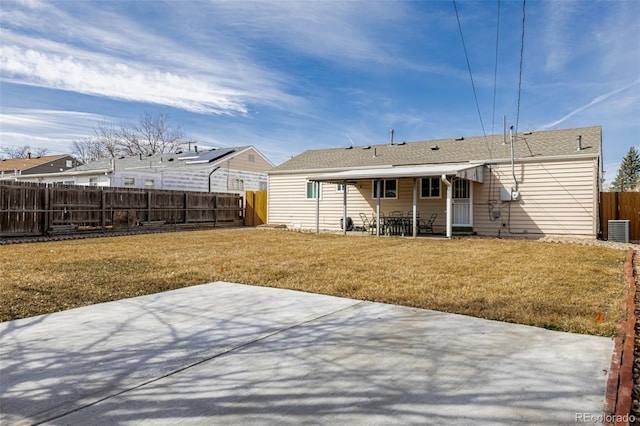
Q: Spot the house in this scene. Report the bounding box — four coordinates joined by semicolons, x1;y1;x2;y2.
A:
267;126;602;238
12;146;274;194
0;154;79;178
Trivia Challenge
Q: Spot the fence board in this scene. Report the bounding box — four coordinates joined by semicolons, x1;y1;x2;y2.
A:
600;192;640;240
0;181;243;237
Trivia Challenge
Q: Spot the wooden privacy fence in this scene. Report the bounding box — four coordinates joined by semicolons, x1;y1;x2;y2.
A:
600;192;640;240
245;190;267;226
0;181;243;237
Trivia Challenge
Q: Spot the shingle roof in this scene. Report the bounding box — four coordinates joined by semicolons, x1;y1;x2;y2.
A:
270;126;601;173
0;155;71;172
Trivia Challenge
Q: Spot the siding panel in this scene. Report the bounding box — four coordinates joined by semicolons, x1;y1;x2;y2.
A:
473;159;597;237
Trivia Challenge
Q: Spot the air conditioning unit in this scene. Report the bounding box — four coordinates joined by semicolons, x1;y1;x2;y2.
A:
608;220;630;243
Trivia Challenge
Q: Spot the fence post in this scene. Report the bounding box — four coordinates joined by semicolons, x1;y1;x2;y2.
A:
213;195;218;226
147;191;152;222
184;193;188;224
100;188;106;229
43;185;50;234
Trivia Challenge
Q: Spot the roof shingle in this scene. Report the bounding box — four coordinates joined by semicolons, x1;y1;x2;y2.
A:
270;126;601;173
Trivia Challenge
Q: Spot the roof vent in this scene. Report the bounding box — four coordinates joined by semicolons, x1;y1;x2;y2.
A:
363;146;371;150
523;131;533;135
345;146;353;150
455;136;464;141
577;135;583;151
168;158;175;162
389;128;394;145
431;145;440;151
396;141;406;145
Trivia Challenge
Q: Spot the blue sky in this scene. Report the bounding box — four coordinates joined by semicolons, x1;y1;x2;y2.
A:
1;0;638;186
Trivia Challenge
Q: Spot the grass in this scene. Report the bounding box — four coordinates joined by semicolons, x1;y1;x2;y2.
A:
0;228;628;336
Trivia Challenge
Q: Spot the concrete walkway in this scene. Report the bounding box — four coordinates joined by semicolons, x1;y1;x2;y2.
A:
1;282;613;425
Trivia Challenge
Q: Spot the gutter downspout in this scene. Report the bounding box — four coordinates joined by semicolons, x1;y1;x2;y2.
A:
208;167;220;192
376;180;381;236
412;178;417;238
315;182;320;234
342;180;347;235
510;126;518;193
441;174;452;238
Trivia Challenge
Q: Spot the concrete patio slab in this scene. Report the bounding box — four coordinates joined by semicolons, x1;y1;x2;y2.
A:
0;282;613;425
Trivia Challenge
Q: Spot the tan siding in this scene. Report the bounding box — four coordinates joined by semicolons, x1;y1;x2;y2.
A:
220;148;273;173
473;159;598;237
270;158;598;236
268;174;447;232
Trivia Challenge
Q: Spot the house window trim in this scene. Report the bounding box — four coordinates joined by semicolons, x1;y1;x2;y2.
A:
306;181;322;200
123;177;135;188
419;177;441;199
372;179;398;199
336;183;347;193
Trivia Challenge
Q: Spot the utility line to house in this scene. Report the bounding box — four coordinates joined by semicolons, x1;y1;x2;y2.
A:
515;0;527;135
491;0;502;138
453;0;488;145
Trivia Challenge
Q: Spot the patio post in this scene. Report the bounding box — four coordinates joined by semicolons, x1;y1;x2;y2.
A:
376;180;381;236
315;181;320;234
412;178;417;238
342;180;347;235
441;174;452;238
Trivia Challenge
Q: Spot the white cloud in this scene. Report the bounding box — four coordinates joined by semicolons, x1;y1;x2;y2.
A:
542;79;640;129
0;2;303;116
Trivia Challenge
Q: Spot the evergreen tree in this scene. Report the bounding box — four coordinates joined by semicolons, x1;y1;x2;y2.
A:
610;146;640;191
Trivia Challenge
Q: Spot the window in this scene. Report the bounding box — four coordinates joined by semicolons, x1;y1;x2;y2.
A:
453;178;469;199
372;179;397;199
144;179;155;189
336;184;346;193
248;154;256;162
89;177;98;187
306;181;320;199
259;181;267;191
228;178;244;191
123;177;135;187
420;177;441;198
66;160;73;168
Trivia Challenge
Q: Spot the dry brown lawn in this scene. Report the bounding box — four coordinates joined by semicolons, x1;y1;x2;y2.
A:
0;228;627;336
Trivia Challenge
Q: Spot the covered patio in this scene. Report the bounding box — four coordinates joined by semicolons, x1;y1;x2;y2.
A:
309;163;485;238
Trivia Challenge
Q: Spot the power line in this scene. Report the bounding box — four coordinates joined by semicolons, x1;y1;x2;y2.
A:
491;0;501;137
453;0;487;140
515;0;526;135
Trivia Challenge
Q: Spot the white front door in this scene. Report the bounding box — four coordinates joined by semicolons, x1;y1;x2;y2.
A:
452;179;472;226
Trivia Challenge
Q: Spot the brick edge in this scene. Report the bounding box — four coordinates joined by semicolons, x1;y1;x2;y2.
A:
604;247;636;426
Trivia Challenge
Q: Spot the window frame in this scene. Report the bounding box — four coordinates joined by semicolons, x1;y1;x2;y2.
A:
372;179;398;199
420;177;441;199
306;181;321;200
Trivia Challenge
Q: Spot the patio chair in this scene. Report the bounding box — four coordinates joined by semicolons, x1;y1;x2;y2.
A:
417;213;437;234
359;212;374;234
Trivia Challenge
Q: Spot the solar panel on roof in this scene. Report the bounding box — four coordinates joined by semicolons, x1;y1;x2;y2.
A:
185;148;236;164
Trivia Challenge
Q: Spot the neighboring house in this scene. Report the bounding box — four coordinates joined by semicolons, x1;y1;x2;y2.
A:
0;154;79;178
13;146;273;194
267;126;602;238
